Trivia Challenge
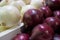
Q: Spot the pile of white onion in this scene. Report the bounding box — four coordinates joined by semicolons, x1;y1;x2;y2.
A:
0;0;44;32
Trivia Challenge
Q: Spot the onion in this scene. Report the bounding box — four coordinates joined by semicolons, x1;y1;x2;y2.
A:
21;5;36;20
22;0;31;4
9;0;26;11
13;33;30;40
30;0;44;9
0;0;7;7
31;24;54;40
0;5;21;28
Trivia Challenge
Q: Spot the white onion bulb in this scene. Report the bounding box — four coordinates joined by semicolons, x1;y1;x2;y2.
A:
0;0;7;7
0;5;21;28
30;0;44;9
9;0;26;11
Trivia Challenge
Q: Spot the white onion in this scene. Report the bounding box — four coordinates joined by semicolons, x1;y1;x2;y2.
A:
0;5;21;28
22;0;31;4
0;0;7;7
30;0;44;9
6;0;18;4
9;0;26;11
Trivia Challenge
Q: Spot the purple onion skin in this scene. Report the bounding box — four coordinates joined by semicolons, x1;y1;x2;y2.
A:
23;9;44;35
30;24;54;40
44;17;60;31
23;9;44;27
54;10;60;19
40;6;53;18
13;33;29;40
45;0;60;11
